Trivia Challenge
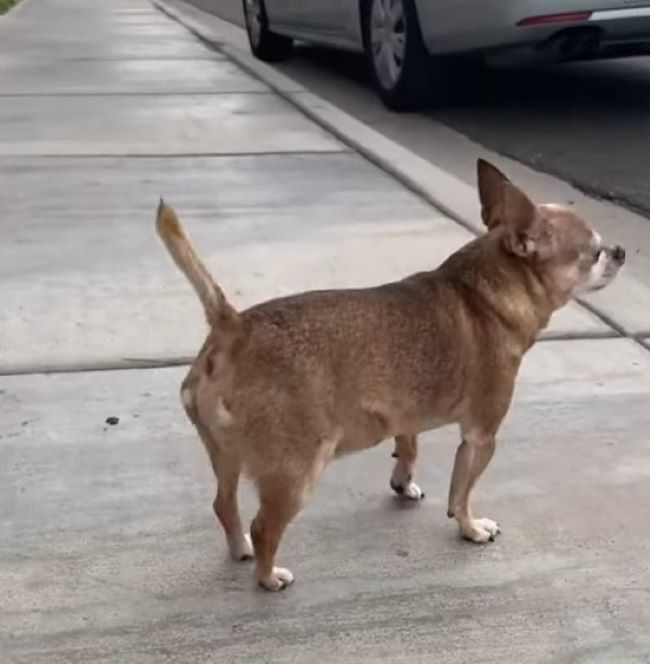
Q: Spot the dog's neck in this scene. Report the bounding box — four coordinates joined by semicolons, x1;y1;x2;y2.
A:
437;231;561;351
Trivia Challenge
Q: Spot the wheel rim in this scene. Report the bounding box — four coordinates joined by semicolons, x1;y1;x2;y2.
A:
244;0;263;47
370;0;406;90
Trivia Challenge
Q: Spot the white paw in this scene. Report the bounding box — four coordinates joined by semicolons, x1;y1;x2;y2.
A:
390;476;425;501
229;533;253;561
259;566;295;592
402;481;424;500
462;517;501;543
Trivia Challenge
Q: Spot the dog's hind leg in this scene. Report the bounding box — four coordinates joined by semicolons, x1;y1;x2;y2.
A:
196;424;253;561
181;372;252;562
250;478;305;592
251;435;337;591
212;447;253;562
390;434;424;500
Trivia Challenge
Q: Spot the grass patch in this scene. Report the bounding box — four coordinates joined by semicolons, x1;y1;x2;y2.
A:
0;0;21;15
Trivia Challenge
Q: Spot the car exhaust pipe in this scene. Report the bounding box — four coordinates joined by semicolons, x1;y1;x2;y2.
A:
485;27;601;68
541;27;601;59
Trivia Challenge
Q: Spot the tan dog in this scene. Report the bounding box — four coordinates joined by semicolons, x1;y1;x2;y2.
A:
157;159;625;591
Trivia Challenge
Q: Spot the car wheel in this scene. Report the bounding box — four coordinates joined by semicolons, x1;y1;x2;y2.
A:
363;0;438;111
243;0;293;62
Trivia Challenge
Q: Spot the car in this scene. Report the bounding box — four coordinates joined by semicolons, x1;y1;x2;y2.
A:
242;0;650;110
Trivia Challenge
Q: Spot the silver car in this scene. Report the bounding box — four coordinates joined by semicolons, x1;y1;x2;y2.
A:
243;0;650;109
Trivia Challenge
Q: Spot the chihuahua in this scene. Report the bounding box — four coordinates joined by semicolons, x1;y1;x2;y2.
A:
157;159;625;591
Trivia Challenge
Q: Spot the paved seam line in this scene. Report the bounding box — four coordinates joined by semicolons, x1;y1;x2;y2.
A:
36;56;225;62
575;297;650;354
0;149;350;159
0;357;194;377
0;333;630;377
0;91;277;98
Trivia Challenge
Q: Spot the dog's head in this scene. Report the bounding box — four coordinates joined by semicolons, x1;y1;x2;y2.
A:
477;159;625;299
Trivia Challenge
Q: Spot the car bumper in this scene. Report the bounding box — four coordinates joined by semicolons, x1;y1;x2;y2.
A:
416;1;650;57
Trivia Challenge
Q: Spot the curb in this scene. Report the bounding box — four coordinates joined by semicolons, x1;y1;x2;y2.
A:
152;0;481;237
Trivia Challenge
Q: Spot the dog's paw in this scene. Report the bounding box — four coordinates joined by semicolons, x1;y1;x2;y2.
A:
258;567;295;592
390;476;425;501
229;533;254;562
397;481;425;500
461;518;501;543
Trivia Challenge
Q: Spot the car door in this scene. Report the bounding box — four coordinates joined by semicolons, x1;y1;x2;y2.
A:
264;0;302;30
267;0;346;36
299;0;345;35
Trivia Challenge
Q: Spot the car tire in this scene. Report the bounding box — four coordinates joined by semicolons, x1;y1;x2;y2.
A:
243;0;293;62
362;0;442;111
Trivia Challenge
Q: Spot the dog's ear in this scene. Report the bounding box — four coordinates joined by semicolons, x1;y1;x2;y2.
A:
501;182;549;258
477;159;510;229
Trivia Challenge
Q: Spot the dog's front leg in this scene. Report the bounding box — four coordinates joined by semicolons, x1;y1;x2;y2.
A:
447;428;501;543
390;434;424;500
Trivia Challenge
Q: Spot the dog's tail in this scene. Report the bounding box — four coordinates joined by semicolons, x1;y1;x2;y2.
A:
156;200;240;331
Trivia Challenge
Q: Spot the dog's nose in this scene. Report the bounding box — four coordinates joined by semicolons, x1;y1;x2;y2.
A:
612;245;626;264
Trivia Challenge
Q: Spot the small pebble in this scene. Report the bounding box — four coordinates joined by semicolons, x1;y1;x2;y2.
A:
105;416;120;426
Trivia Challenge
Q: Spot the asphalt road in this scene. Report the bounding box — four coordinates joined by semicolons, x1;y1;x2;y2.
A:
189;0;650;217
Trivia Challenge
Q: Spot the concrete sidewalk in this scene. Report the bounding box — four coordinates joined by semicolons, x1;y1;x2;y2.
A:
0;0;617;372
1;1;650;663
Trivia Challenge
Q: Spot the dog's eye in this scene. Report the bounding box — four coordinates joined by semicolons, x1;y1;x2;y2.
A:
593;249;603;263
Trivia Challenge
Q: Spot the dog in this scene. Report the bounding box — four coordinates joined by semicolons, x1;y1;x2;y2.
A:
156;159;625;591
